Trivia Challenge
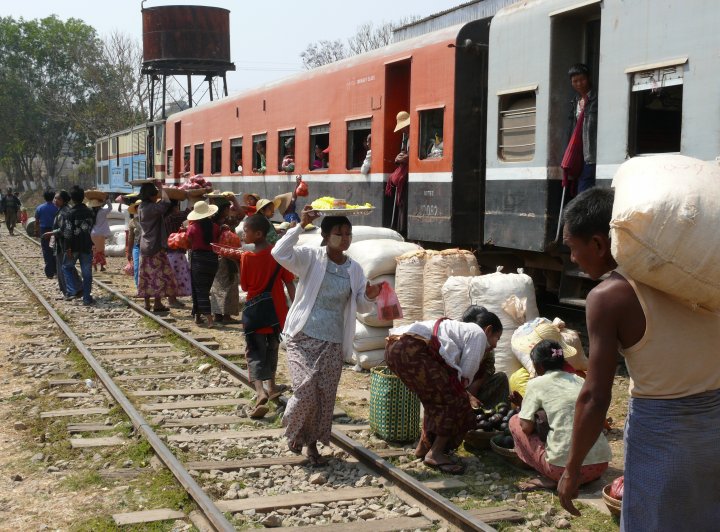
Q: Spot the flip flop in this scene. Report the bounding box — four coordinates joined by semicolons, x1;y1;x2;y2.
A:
268;385;289;401
288;441;303;454
423;459;465;475
153;305;170;313
249;404;269;419
307;453;330;466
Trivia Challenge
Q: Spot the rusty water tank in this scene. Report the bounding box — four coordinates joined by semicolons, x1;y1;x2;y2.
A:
142;5;231;67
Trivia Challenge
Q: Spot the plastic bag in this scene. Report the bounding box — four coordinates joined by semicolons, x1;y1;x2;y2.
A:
122;260;133;276
610;476;624;500
218;227;241;247
295;179;309;197
376;281;403;321
167;229;190;250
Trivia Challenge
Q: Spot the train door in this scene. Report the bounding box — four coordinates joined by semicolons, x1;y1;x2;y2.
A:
383;59;411;234
173;121;182;181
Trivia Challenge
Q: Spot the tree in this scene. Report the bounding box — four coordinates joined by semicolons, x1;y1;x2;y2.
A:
301;18;420;69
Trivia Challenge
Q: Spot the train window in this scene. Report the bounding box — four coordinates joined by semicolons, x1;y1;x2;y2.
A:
183;146;191;174
252;134;267;173
629;68;683;155
278;130;295;172
309;124;329;171
230;138;242;173
167;149;174;179
346;119;371;169
498;91;536;162
101;141;108;160
101;165;108;185
194;144;204;174
211;141;222;174
418;109;444;160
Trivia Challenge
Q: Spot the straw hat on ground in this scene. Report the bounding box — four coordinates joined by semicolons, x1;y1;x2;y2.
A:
274;192;293;215
256;198;281;213
394;110;410;132
511;321;577;360
187;200;218;221
127;200;141;215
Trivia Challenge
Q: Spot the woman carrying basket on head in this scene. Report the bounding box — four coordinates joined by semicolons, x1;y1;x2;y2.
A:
271;207;381;465
385;305;503;474
186;201;221;327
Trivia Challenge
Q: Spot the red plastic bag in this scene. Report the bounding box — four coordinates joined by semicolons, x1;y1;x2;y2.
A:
167;228;190;250
610;476;624;500
376;281;403;321
218;227;241;247
295;179;309;197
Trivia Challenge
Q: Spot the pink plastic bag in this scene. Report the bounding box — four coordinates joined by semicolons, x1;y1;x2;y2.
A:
610;476;624;500
376;281;403;321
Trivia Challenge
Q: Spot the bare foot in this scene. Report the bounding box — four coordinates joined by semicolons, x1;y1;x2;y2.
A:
306;442;329;465
517;477;557;492
415;440;431;459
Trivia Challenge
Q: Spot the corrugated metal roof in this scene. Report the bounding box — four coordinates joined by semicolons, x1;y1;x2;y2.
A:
393;0;518;41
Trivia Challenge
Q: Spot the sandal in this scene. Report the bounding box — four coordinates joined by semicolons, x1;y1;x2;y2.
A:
268;384;289;401
288;441;303;454
423;458;465;475
153;305;170;313
249;404;269;419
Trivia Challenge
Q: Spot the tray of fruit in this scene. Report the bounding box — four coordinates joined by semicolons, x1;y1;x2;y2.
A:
309;197;374;215
465;402;518;449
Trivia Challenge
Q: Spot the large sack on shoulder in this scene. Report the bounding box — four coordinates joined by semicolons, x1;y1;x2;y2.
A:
469;269;539;375
347;239;422;279
423;249;479;320
352;348;386;370
295;225;403;248
353;320;389;352
105;225;128;257
442;276;472;320
394;250;430;326
357;275;395;327
611;154;720;311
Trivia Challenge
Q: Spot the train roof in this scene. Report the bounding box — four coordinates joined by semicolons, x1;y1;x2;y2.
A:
167;22;466;123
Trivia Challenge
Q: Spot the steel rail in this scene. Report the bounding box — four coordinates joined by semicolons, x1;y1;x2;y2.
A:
0;243;235;532
20;233;495;531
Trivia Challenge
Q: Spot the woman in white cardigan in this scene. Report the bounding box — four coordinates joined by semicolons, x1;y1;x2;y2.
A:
272;208;381;464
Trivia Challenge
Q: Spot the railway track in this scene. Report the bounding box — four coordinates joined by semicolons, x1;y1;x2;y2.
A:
1;229;495;532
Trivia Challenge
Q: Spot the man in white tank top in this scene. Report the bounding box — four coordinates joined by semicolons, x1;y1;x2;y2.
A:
557;188;720;531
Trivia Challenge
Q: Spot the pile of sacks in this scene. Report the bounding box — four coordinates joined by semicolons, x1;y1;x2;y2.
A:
440;268;540;375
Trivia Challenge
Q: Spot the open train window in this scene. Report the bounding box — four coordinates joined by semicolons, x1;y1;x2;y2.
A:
278;130;295;172
498;91;536;162
167;149;174;179
194;144;204;174
101;165;108;185
629;67;683;155
252;134;267;173
309;124;329;171
211;141;222;174
230;138;242;173
418;109;444;160
346;118;371;169
183;146;190;174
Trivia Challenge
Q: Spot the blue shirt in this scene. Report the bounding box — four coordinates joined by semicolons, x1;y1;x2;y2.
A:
35;202;59;229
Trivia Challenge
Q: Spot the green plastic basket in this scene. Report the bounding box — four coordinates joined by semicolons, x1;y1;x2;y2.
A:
369;366;420;442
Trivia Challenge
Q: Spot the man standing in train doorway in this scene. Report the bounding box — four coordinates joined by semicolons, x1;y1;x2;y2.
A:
386;111;410;236
561;64;597;196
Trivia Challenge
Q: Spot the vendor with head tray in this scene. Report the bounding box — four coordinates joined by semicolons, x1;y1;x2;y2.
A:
385;306;503;474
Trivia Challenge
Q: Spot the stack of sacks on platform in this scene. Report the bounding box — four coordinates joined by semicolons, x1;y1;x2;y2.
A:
423;249;479;321
297;225;405;248
611;154;720;311
105;224;128;257
393;250;434;327
441;268;539;375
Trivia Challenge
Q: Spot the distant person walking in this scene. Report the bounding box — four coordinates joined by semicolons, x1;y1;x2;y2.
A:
35;190;59;278
60;186;95;305
1;188;22;235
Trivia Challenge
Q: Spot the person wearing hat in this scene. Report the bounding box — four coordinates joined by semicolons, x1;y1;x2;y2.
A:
89;195;112;272
164;199;192;306
126;200;142;288
209;193;245;324
186;200;221;326
387;110;410;235
255;197;282;244
274;176;304;224
243;193;260;215
510;338;611;492
137;182;178;312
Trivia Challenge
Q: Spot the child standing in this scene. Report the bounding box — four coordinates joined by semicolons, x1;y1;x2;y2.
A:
241;214;295;418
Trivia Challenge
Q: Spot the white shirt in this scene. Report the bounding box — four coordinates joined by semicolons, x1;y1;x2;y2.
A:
389;319;487;383
272;224;375;358
91;202;112;238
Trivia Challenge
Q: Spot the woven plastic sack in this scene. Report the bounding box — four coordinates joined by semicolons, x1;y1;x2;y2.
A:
352;348;386;370
553;317;588;371
394;250;429;327
442;276;472;320
353;320;389;352
347;239;422;279
423;249;478;320
369;366;420;442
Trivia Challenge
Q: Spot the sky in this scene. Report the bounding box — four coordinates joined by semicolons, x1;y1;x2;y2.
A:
1;0;463;94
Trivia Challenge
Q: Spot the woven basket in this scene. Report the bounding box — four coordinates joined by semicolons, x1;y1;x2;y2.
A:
464;429;503;450
85;190;107;201
165;187;187;200
602;484;622;516
369;366;420;442
187;188;210;198
490;435;532;469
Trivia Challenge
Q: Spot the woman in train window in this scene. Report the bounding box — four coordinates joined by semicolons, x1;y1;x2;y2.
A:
272;208;381;465
136;182;178;312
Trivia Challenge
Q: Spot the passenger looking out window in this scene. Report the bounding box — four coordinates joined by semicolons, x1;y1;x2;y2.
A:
230;138;243;173
309;125;329;171
280;135;295;172
418;108;444;160
253;136;267;174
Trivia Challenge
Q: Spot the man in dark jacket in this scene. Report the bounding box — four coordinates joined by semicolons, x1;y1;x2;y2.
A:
565;64;598;194
1;188;22;235
60;186;95;305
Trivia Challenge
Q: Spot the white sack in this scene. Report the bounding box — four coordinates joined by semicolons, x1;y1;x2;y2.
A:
552;317;588;371
107;203;129;224
346;239;422;279
469;270;539;375
423;249;478;320
353;320;389;352
394;250;430;327
611;154;720;311
441;276;472;320
352;348;386;370
357;274;395;327
105;225;128;257
296;225;404;248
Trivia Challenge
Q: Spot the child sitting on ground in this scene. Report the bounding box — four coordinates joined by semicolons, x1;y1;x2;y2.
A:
240;214;296;418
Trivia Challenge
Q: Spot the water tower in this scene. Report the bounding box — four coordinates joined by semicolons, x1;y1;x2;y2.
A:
141;3;236;120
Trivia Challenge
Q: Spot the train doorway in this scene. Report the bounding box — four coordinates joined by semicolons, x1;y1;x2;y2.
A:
383;59;411;235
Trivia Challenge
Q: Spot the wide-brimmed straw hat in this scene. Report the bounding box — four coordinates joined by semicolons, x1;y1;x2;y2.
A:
394;110;410;132
127;200;141;215
187;200;218;221
243;192;260;204
256;198;281;213
273;192;293;215
87;198;104;208
511;321;577;360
